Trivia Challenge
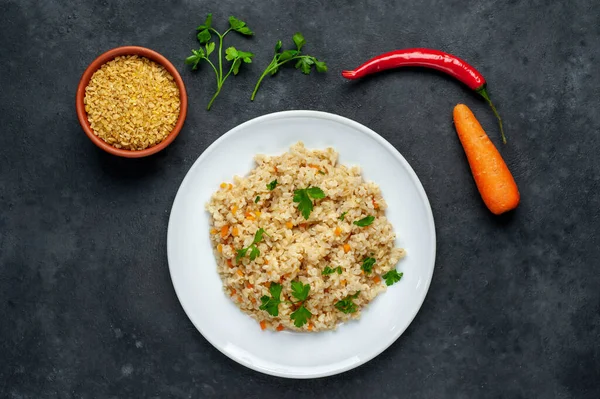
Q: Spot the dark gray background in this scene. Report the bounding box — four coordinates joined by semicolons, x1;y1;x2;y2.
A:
1;0;599;398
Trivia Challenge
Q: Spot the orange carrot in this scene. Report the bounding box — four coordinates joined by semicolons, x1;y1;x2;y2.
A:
276;324;285;331
343;243;351;253
220;225;229;238
285;221;293;229
260;320;267;330
453;104;520;215
334;226;342;236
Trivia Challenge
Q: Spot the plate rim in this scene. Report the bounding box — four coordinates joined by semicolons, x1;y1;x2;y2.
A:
167;110;436;379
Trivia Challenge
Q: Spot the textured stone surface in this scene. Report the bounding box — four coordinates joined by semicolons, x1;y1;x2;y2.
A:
1;0;599;397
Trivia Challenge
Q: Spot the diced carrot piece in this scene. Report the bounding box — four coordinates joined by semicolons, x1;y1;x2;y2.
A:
237;269;244;277
299;223;307;229
334;226;342;236
245;212;255;220
274;166;278;173
285;221;293;229
220;182;228;189
217;244;223;253
373;275;381;283
264;259;269;265
246;282;254;289
250;296;256;304
307;323;314;331
230;288;236;296
231;205;238;214
308;164;320;170
373;198;379;209
276;324;285;331
232;226;239;236
226;259;233;268
260;320;267;330
343;243;351;253
220;225;229;238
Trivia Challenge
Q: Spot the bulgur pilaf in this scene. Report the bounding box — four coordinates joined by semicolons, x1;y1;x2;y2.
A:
84;55;180;151
206;142;406;332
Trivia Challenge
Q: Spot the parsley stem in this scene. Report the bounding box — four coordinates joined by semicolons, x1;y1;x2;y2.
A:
207;85;221;110
251;55;308;101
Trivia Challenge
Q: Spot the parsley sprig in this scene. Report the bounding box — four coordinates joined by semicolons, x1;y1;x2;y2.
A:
258;280;313;328
335;291;361;314
289;281;312;327
353;216;375;227
236;228;267;262
185;14;254;110
382;269;403;286
322;266;342;276
361;257;376;274
259;282;282;316
267;179;278;190
339;212;347;221
293;187;326;220
251;32;327;100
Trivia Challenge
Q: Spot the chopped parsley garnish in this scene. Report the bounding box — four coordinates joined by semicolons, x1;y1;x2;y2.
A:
236;228;266;261
382;270;403;286
255;195;260;203
293;186;326;220
289;280;312;327
290;280;310;301
334;291;360;314
339;212;347;221
353;215;375;227
322;266;342;276
361;257;376;274
259;282;282;316
267;179;278;190
318;170;325;175
290;305;312;328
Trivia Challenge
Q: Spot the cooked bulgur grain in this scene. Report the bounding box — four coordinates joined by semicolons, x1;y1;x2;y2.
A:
84;55;180;151
206;142;406;332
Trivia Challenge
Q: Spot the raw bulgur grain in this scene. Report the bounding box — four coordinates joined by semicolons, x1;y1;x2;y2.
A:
84;55;180;151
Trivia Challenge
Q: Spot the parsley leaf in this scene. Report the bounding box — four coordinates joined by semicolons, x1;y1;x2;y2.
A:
293;187;326;220
259;283;282;316
228;16;254;35
187;14;255;110
235;247;248;262
353;216;375;227
255;196;260;203
306;187;325;199
290;280;310;301
339;212;347;221
252;228;265;245
361;257;376;274
334;291;361;314
236;228;266;262
249;245;260;261
322;266;343;276
267;179;278;190
382;270;403;286
290;305;312;327
251;33;327;100
292;32;306;51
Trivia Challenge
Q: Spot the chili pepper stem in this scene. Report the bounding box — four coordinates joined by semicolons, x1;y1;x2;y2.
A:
476;86;506;144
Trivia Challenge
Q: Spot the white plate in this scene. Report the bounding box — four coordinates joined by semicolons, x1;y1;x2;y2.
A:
167;110;436;379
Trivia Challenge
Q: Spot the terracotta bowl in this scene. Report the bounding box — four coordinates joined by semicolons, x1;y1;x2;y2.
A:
76;46;188;158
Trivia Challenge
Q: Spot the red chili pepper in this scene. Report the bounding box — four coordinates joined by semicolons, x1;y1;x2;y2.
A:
342;48;506;143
